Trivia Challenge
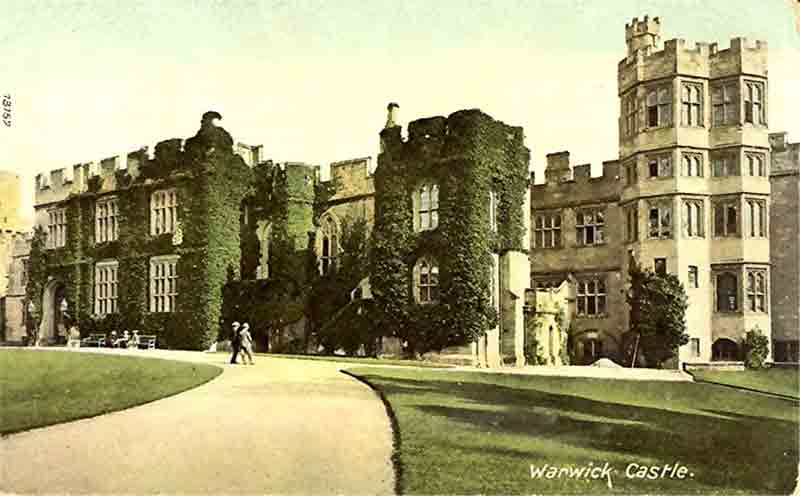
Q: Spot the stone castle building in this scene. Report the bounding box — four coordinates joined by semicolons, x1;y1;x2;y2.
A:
0;171;28;341
768;132;800;363
6;17;797;366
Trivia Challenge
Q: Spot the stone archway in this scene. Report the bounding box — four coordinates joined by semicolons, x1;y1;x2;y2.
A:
712;338;740;361
37;280;67;345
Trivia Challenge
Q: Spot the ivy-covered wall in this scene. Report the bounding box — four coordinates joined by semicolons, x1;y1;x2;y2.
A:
372;109;530;354
27;113;252;350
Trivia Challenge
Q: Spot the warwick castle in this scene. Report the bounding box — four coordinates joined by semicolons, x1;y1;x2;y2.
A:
1;17;798;368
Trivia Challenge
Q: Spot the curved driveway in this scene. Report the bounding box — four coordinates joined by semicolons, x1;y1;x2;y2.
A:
0;350;395;494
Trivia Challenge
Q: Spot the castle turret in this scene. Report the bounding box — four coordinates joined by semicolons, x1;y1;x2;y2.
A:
625;15;661;55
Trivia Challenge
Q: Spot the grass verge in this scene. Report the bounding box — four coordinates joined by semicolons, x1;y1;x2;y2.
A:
0;349;222;435
692;368;799;399
245;352;454;368
347;367;799;495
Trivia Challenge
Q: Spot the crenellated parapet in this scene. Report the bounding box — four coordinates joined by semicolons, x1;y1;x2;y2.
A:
619;17;768;94
34;146;152;207
534;151;621;192
379;108;526;168
35;135;268;208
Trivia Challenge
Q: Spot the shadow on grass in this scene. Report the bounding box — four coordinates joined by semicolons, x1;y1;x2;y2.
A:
362;373;799;494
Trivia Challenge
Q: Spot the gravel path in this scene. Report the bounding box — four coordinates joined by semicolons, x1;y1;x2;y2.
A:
0;349;395;495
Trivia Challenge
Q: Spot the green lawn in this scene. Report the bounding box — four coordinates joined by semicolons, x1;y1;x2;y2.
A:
348;367;800;495
250;352;454;368
0;350;222;435
693;368;799;398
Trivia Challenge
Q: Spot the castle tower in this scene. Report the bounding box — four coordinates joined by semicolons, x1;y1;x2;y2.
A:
0;171;21;232
618;17;771;364
625;16;661;55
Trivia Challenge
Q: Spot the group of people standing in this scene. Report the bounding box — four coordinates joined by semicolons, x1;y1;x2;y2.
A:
230;321;255;365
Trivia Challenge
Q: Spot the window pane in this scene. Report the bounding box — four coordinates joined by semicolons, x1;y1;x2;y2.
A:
726;206;738;235
649;208;659;237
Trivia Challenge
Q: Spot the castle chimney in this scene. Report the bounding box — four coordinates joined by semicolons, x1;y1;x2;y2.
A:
385;102;400;129
545;151;572;183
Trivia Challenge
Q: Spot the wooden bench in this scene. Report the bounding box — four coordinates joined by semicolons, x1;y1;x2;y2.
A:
81;334;106;347
137;335;157;350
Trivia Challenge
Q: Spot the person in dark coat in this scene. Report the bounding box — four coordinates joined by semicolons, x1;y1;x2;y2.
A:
230;321;242;364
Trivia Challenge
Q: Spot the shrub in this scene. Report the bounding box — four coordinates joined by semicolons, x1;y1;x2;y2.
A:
742;327;769;369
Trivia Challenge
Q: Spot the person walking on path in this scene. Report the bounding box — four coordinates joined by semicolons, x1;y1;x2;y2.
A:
239;323;255;365
230;321;242;364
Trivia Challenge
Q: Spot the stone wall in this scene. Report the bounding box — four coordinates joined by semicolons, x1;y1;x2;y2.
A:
769;133;800;358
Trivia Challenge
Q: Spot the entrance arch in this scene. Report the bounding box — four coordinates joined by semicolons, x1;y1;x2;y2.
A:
712;338;740;361
38;280;67;345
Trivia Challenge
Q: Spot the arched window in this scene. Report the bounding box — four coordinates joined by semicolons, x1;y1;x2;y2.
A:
415;183;439;232
319;215;339;275
716;272;738;312
415;258;439;304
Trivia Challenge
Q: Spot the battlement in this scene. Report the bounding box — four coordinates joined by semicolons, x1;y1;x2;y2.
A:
35;134;267;207
34;144;153;206
769;132;800;174
535;152;621;191
379;108;526;165
619;28;768;93
625;15;661;55
236;142;263;167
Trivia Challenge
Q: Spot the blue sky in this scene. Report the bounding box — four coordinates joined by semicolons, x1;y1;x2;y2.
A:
1;1;798;224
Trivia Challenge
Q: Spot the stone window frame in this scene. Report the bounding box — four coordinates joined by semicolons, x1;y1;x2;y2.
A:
712;196;740;238
623;91;638;137
647;153;673;179
413;182;439;232
682;153;704;177
47;207;67;249
150;254;179;313
745;197;767;238
624;160;638;186
714;269;740;313
745;152;767;177
94;260;118;316
412;256;439;305
625;204;638;243
646;84;673;128
746;269;768;313
150;188;178;236
689;338;701;358
743;80;766;126
711;151;740;177
688;265;699;288
95;195;119;244
682;198;705;238
647;199;673;239
319;214;339;275
711;80;739;127
534;211;562;249
576;277;607;317
681;82;703;127
575;207;605;246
